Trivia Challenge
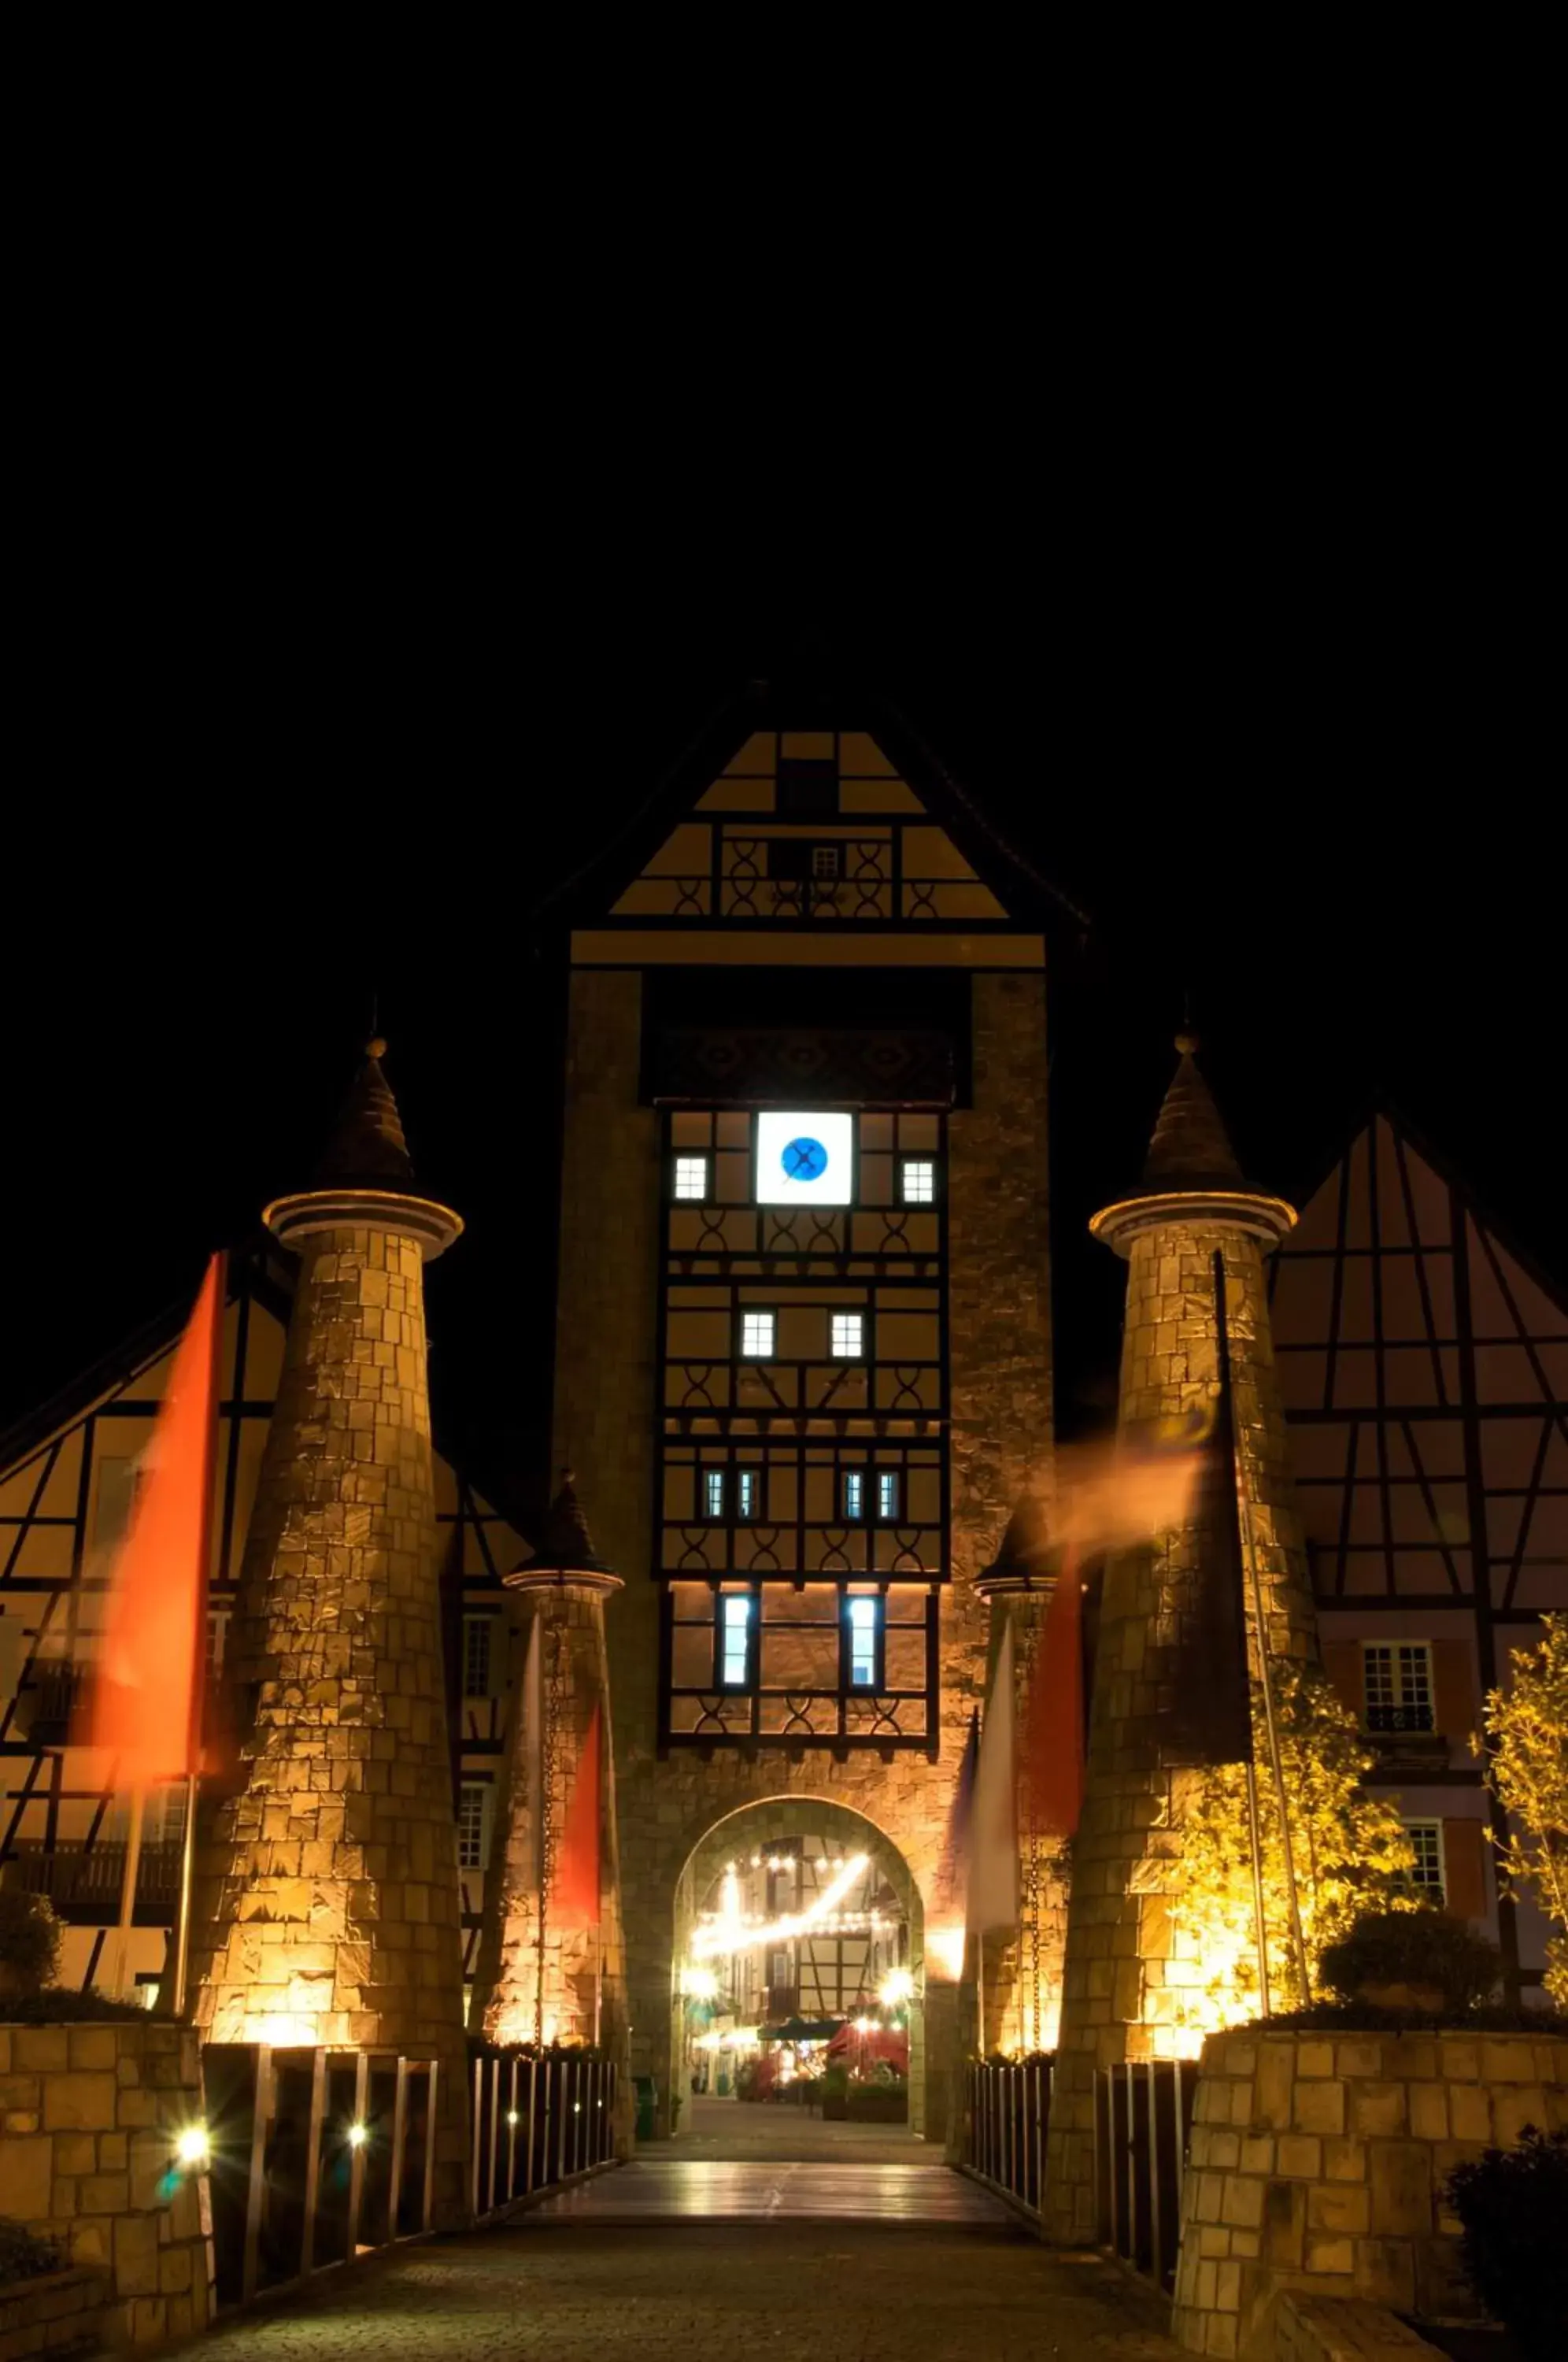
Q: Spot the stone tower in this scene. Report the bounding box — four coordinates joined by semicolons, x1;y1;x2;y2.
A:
542;696;1067;2142
187;1041;471;2216
470;1475;627;2086
1041;1034;1319;2245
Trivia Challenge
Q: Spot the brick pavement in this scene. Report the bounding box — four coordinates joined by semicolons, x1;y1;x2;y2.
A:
192;2170;1182;2362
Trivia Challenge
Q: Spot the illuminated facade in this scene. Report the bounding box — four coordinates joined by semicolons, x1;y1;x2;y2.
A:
534;700;1067;2138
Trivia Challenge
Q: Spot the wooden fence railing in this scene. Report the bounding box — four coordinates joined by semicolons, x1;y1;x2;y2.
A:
202;2041;615;2313
963;2056;1053;2218
1093;2057;1196;2293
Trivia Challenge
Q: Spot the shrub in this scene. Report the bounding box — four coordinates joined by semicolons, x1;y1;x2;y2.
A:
0;2220;61;2290
1318;1907;1501;2013
0;1893;61;1998
1446;2125;1568;2360
0;1987;147;2025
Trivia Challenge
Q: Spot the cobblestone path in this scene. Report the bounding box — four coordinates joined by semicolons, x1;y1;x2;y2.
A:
194;2163;1182;2362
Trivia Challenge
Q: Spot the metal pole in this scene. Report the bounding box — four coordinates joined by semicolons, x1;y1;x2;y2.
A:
1216;1251;1311;2006
105;1783;146;2001
1244;1763;1273;2016
169;1769;199;2018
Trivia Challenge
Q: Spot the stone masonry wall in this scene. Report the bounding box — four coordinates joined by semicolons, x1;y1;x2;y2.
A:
187;1221;469;2216
0;2020;213;2350
552;967;1054;2144
1172;2026;1568;2357
1045;1222;1321;2243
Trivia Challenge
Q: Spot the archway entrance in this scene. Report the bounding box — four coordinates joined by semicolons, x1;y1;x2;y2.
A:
671;1798;927;2151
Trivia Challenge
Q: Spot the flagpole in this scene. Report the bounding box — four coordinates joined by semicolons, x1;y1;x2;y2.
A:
106;1784;146;2002
170;1769;200;2017
1215;1252;1311;2005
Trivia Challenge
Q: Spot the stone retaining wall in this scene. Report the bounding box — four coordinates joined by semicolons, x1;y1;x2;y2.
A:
0;2020;214;2350
1171;2024;1568;2358
1274;2293;1442;2362
0;2265;109;2360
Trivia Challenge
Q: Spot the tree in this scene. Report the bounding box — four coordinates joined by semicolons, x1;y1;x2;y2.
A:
1478;1613;1568;2009
1169;1659;1418;2027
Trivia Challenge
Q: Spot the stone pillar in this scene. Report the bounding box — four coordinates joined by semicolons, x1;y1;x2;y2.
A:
187;1043;472;2223
469;1479;628;2140
1042;1037;1319;2245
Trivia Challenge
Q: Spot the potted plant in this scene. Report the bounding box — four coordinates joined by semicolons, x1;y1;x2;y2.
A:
821;2064;849;2121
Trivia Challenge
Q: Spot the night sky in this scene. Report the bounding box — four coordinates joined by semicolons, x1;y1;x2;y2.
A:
4;590;1554;1535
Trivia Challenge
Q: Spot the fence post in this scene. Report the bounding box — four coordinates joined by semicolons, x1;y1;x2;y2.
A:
423;2060;439;2233
346;2053;369;2259
390;2059;410;2242
241;2045;272;2305
299;2048;327;2277
1147;2060;1163;2289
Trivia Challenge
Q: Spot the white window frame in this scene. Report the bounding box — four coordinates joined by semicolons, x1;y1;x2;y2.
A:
847;1596;880;1688
719;1594;753;1689
205;1607;231;1682
462;1614;494;1701
876;1470;900;1522
830;1312;864;1359
457;1781;492;1871
1363;1640;1434;1731
741;1309;776;1361
1402;1818;1446;1903
737;1468;759;1522
674;1155;709;1202
842;1469;864;1522
703;1468;727;1521
900;1158;935;1205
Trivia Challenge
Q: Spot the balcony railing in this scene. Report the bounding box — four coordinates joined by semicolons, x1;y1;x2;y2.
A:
1365;1705;1436;1733
4;1839;181;1923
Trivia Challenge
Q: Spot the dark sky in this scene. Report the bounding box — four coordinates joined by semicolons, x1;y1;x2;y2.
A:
4;583;1555;1533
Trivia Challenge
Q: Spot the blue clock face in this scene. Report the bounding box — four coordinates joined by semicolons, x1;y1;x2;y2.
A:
782;1135;829;1183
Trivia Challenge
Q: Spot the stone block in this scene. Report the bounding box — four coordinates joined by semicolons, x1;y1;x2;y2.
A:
1369;2142;1433;2239
1292;2081;1345;2136
13;2030;68;2075
1407;2083;1448;2143
1353;2237;1416;2312
1322;2138;1366;2183
1307;2182;1370;2237
1479;2040;1536;2083
1221;2175;1265;2229
0;2133;52;2219
1256;2043;1295;2130
1447;2083;1491;2143
80;2173;130;2214
1278;2137;1322;2181
53;2134;96;2178
1305;2234;1355;2276
1239;2136;1275;2175
1491;2086;1549;2149
65;2028;119;2074
1334;2040;1383;2080
113;2214;159;2298
1351;2083;1407;2138
42;2075;116;2134
1265;2179;1306;2268
1295;2042;1336;2080
158;2245;193;2294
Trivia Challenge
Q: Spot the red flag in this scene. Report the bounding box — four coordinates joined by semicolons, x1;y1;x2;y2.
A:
1026;1546;1085;1840
85;1255;224;1787
553;1701;601;1927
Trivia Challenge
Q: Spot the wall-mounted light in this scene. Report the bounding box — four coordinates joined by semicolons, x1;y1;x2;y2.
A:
174;2125;210;2171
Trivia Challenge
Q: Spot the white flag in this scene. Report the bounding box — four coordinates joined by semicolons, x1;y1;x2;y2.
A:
967;1618;1018;1931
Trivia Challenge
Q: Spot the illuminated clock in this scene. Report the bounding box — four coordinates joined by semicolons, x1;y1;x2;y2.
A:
755;1111;854;1205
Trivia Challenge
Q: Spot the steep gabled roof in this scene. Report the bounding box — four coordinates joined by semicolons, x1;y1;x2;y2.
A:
1141;1031;1252;1195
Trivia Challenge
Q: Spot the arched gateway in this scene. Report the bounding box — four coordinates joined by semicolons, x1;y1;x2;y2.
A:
672;1799;928;2135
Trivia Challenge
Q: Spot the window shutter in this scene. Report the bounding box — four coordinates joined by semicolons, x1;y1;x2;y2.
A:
1441;1816;1488;1920
1322;1641;1363;1720
1430;1639;1476;1744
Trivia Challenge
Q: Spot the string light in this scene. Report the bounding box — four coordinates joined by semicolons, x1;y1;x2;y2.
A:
691;1852;869;1960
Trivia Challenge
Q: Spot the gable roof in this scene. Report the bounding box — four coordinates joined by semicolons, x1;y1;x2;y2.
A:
534;676;1090;940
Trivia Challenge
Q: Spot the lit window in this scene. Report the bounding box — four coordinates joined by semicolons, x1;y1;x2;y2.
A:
462;1616;493;1700
842;1470;864;1521
704;1469;726;1520
205;1609;230;1681
719;1595;752;1687
1403;1820;1445;1902
738;1469;759;1522
831;1312;864;1358
457;1783;490;1871
741;1310;776;1360
847;1597;880;1687
877;1471;900;1522
1363;1642;1434;1733
675;1156;708;1201
158;1781;189;1849
900;1160;935;1205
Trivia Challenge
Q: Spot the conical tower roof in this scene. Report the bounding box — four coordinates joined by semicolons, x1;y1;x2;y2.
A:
516;1470;618;1580
976;1487;1053;1592
1140;1031;1248;1195
313;1036;416;1190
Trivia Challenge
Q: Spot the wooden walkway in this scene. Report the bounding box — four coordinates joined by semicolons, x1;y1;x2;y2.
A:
520;2157;1019;2227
